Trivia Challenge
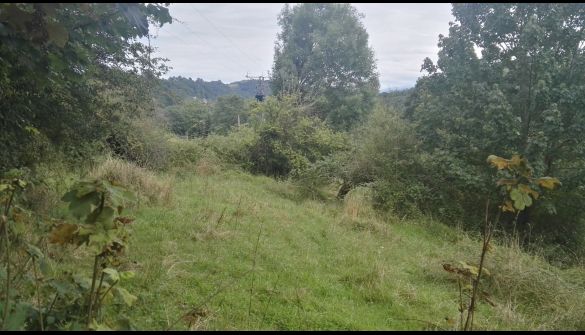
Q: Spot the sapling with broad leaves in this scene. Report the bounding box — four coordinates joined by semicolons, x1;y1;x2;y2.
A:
442;154;560;330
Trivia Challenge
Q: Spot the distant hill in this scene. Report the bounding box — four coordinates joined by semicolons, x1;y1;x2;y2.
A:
379;88;414;112
157;76;272;106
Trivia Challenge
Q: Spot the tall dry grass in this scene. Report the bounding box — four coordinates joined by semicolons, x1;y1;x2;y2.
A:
486;237;585;330
340;186;390;236
89;155;174;206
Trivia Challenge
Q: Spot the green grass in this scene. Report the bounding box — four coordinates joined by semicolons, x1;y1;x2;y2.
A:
118;169;585;330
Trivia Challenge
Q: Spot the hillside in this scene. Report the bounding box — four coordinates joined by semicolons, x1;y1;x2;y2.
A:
158;76;272;106
2;3;584;332
117;166;585;330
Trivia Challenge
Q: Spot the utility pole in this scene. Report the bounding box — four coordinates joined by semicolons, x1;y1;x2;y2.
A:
246;73;267;102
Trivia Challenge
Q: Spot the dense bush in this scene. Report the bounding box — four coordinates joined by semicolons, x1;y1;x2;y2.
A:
245;96;346;177
164;100;212;138
0;3;171;173
403;3;585;261
106;118;173;171
202;125;258;170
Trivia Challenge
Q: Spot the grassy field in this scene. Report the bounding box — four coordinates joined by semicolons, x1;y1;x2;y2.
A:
102;167;585;330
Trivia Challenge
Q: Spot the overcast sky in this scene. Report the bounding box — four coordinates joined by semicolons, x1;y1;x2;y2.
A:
148;3;454;91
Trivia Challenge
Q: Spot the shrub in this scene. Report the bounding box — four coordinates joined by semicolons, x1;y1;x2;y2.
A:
106;118;172;171
245;96;346;177
202;125;258;170
167;136;205;169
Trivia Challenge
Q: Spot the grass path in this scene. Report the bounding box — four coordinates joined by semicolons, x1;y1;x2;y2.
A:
123;170;585;330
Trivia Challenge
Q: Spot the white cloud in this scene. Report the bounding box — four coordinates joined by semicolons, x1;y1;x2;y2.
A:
148;3;454;90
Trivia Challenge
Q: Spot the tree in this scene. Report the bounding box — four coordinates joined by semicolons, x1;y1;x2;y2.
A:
164;100;211;138
271;3;379;130
405;3;585;259
211;95;247;134
0;3;172;171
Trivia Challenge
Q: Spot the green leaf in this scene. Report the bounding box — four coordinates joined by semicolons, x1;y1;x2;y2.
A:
49;279;77;298
510;187;532;211
88;231;111;250
11;220;26;235
4;302;30;330
103;180;137;206
68;192;101;219
15;179;26;189
0;183;12;192
86;206;115;225
76;224;96;240
103;268;120;282
119;271;135;281
74;181;98;198
89;320;113;331
73;274;92;290
25;243;44;259
459;261;479;276
39;258;52;276
24;126;40;136
115;287;137;306
113;317;136;331
61;189;77;202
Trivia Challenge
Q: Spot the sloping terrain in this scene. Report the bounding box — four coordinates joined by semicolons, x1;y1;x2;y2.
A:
121;169;585;330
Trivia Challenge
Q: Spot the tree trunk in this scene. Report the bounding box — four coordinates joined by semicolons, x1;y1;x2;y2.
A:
336;181;352;199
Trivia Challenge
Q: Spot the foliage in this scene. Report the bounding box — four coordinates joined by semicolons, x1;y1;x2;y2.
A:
443;154;559;330
157;76;272;107
0;3;172;172
271;3;379;130
167;137;206;170
246;96;347;177
378;88;414;113
107;118;173;171
405;3;585;256
331;104;444;219
0;168;139;330
211;95;248;135
164;100;212;138
202;126;259;171
163;95;250;138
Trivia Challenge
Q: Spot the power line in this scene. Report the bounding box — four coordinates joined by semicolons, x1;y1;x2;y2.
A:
156;19;251;78
172;17;255;76
151;11;271;84
193;7;267;70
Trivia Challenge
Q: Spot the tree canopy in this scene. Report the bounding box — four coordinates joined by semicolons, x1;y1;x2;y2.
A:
270;3;379;130
405;3;585;252
0;3;172;170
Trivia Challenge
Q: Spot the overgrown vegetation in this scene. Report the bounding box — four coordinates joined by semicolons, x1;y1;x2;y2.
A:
405;3;585;262
124;170;585;330
1;2;585;331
